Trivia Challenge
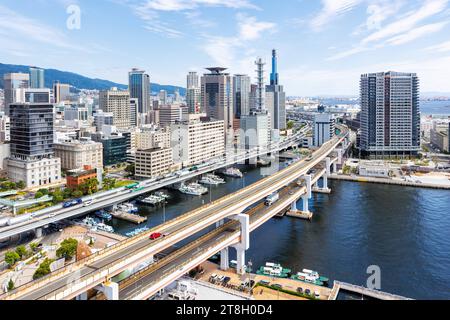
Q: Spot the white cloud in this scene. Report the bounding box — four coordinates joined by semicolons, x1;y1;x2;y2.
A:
425;40;450;52
139;0;259;11
366;0;405;31
362;0;449;44
310;0;362;31
237;14;276;41
386;21;449;45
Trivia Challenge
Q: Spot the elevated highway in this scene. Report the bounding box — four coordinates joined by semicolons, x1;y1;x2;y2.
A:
0;129;349;300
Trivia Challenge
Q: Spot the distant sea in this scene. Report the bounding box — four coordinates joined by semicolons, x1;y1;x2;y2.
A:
319;98;450;115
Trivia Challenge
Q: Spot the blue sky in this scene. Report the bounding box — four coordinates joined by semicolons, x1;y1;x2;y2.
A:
1;0;450;96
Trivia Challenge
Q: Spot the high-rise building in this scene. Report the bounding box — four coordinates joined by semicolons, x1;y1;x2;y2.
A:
135;147;173;179
128;68;150;114
201;67;234;142
29;67;45;88
313;113;335;147
158;104;188;128
233;74;251;119
171;119;225;167
265;49;286;131
130;98;138;127
6;103;61;187
93;110;114;133
187;72;201;114
13;88;50;104
99;88;131;129
360;71;420;158
3;73;29;115
53;81;71;103
0;112;10;142
159;90;168;105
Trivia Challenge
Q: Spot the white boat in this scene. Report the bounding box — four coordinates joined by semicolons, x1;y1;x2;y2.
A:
199;174;226;185
221;167;243;178
97;222;114;233
178;183;208;196
155;191;170;199
139;195;165;206
117;203;139;214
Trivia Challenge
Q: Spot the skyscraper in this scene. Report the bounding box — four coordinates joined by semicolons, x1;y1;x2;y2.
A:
360;71;420;158
266;49;286;131
186;71;200;114
3;73;29;115
99;88;131;129
129;68;150;114
29;67;45;88
233;74;251;119
201;67;234;142
53;81;71;103
159;90;168;105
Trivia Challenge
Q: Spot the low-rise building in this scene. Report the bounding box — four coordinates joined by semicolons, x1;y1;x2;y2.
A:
430;123;449;153
358;160;391;178
6;157;61;188
66;165;98;189
54;139;103;170
135;148;173;178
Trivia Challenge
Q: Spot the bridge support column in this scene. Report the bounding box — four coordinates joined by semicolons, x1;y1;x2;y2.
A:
76;292;87;300
230;214;249;275
333;162;337;173
220;247;229;271
35;228;43;238
291;201;297;211
95;281;119;300
305;174;312;198
302;195;309;213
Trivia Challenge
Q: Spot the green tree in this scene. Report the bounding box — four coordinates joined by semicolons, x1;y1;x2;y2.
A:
34;191;44;199
72;190;83;198
16;181;26;190
30;243;38;252
37;188;49;195
125;164;135;176
103;178;116;191
79;178;99;195
15;245;28;259
5;251;20;267
7;279;15;291
56;238;78;261
62;188;73;199
33;258;54;280
287;120;295;130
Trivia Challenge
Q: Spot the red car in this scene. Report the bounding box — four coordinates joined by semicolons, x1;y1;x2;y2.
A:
149;232;162;240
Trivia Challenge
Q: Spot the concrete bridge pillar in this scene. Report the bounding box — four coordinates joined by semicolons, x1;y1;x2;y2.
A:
333;162;337;173
35;228;43;238
95;281;119;300
325;157;331;177
231;214;250;275
323;174;329;190
291;201;297;211
302;195;309;213
220;247;229;271
75;292;87;300
304;174;312;199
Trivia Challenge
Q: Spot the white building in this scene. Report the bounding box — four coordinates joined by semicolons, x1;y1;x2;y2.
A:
313;113;335;147
54;139;103;170
6;157;61;188
240;111;271;150
358;160;391;178
135;147;173;178
136;126;171;150
171;119;225;167
99;88;131;129
0;113;10;142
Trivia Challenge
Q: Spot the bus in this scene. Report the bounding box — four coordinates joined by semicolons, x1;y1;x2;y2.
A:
125;182;140;190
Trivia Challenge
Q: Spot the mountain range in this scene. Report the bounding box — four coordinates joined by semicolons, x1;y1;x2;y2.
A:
0;63;185;95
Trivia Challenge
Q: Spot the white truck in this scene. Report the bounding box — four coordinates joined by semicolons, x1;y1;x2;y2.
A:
265;192;279;206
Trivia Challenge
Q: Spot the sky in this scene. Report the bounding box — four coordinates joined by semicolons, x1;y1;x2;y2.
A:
1;0;450;96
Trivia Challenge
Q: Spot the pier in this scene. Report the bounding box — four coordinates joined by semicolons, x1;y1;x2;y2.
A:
286;210;313;220
109;211;147;224
328;281;412;300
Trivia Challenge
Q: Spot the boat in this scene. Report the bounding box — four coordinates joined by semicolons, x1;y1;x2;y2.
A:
94;210;112;221
96;222;114;233
117;203;139;214
138;195;165;206
178;183;208;196
256;262;292;278
199;174;226;185
291;269;329;287
155;191;170;200
81;216;114;233
220;167;243;178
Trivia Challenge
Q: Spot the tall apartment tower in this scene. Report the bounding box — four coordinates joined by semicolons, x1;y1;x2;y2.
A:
53;81;71;103
201;67;234;142
266;49;286;131
186;71;201;113
233;74;251;119
99;88;131;129
129;68;150;114
3;73;29;115
29;67;45;88
360;71;420;158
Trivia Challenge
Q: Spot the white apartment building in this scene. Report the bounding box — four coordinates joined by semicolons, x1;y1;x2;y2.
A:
99;88;131;129
171;119;225;167
0;113;10;142
54;139;103;170
136;127;171;150
240;112;271;150
313;113;335;147
135;147;173;178
6;157;61;188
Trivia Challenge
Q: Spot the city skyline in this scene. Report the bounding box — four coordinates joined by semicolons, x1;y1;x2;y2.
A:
0;0;449;96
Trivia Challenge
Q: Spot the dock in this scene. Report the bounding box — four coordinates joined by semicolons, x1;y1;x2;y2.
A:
312;187;331;194
109;211;147;224
328;281;412;300
286;210;313;220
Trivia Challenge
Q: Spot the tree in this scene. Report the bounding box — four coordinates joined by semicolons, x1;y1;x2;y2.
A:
16;181;26;190
125;164;135;176
7;279;15;291
5;251;20;267
103;178;116;191
33;258;54;280
30;243;38;252
79;178;99;195
37;188;49;195
287;120;295;130
72;190;83;198
15;245;28;259
35;191;44;199
51;190;64;204
56;238;78;261
62;188;73;199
